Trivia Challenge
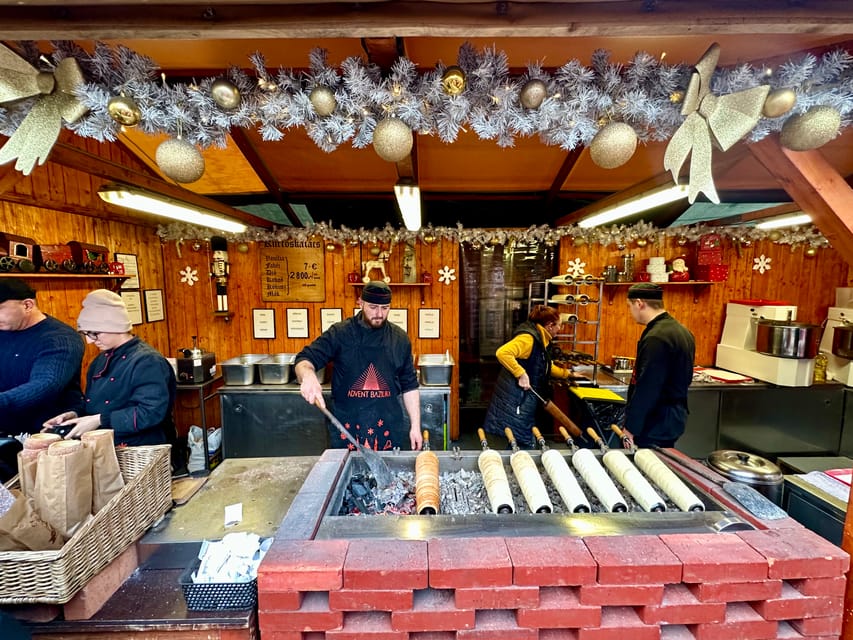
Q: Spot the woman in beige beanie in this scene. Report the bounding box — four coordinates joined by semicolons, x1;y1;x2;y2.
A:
43;289;177;448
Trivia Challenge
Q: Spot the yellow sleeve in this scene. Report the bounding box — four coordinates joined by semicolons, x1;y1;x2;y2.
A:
496;334;535;378
550;363;572;379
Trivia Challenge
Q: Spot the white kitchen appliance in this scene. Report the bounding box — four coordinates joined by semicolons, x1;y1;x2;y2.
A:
819;306;853;386
716;301;814;387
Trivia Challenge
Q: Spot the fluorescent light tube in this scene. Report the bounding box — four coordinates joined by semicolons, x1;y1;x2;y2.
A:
755;213;812;229
98;185;247;233
579;184;690;228
394;182;421;231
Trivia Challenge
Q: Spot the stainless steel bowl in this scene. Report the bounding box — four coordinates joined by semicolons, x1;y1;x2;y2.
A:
754;320;820;359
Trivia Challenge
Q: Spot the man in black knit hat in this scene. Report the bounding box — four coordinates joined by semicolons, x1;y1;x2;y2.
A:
295;281;423;451
621;283;695;449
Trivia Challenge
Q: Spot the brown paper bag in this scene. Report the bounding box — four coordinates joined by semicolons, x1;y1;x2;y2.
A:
34;442;94;540
81;429;124;512
0;491;63;551
16;448;42;499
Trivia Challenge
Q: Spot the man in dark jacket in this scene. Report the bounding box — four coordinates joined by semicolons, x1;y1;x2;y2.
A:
622;283;695;449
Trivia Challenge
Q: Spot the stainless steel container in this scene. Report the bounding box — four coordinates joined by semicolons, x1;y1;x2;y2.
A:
832;324;853;359
419;353;455;385
754;320;820;359
257;353;297;384
220;354;267;385
706;449;783;505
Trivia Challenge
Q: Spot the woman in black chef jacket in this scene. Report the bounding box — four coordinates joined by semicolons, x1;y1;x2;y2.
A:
43;289;177;448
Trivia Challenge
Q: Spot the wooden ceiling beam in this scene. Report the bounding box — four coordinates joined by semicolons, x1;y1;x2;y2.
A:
749;136;853;264
228;128;303;226
45;140;276;228
545;146;585;209
1;2;853;40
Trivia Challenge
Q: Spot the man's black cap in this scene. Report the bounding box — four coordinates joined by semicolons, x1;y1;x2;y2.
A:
627;282;664;300
0;278;36;304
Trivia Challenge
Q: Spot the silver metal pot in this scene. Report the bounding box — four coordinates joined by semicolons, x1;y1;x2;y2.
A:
611;355;634;371
706;450;783;505
754;319;820;359
832;324;853;359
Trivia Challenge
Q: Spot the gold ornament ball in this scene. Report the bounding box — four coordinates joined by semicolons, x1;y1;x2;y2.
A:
423;234;437;245
589;122;638;169
520;79;547;109
636;238;648;247
107;95;141;127
155;138;206;184
805;246;817;257
370;246;381;256
768;230;782;242
372;118;413;162
326;243;337;252
780;105;841;151
236;243;249;253
441;66;466;96
310;86;337;117
762;88;796;118
211;78;241;110
669;90;685;104
573;237;586;247
677;236;688;246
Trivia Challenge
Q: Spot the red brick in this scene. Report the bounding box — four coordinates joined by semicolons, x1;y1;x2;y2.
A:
578;606;660;640
687;579;782;603
660;533;767;583
325;611;407;640
579;583;663;606
776;621;839;640
259;590;304;611
259;591;343;632
409;633;456;640
788;576;846;597
457;609;538;640
516;586;601;628
343;539;428;589
263;632;309;640
506;536;597;586
789;615;843;636
391;588;475;632
329;588;414;611
689;602;778;640
455;584;539;609
259;539;349;591
737;529;850;579
428;537;512;588
639;584;725;625
584;535;682;585
540;630;580;640
750;583;842;620
64;543;139;620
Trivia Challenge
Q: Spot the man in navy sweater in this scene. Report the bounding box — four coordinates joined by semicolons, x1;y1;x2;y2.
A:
0;278;84;436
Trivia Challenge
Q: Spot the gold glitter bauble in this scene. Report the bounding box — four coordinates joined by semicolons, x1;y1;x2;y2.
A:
520;79;547;109
107;95;141;127
780;105;841;151
669;90;685;104
309;86;337;117
372;118;413;162
155;138;205;183
326;243;337;252
805;246;817;257
769;230;782;242
211;78;241;110
589;122;638;169
236;243;249;253
762;88;796;119
441;66;466;96
423;234;437;244
636;238;648;247
573;237;586;246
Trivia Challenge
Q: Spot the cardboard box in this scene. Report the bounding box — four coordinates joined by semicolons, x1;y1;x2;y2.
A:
696;248;723;265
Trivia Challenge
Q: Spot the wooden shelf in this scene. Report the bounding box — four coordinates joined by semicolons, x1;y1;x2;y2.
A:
603;281;713;304
0;272;129;290
348;282;430;287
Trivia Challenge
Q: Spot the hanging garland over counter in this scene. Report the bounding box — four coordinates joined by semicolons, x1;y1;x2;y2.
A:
155;219;828;251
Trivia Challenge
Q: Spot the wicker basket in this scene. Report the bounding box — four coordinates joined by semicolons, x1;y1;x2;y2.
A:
0;444;172;604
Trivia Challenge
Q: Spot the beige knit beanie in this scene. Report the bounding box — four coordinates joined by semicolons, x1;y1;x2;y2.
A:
77;289;132;333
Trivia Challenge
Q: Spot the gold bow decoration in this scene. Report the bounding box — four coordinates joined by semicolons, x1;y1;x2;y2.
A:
664;43;770;204
0;44;89;175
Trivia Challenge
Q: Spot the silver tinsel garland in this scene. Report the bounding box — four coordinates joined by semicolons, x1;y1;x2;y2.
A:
0;40;848;153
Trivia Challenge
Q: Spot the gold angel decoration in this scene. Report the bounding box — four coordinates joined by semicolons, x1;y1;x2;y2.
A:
664;43;770;204
0;44;89;175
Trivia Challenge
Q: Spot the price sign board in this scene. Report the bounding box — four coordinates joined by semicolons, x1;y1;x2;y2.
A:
260;240;326;302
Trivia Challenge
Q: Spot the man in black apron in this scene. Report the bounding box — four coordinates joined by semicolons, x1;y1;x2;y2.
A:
295;281;423;451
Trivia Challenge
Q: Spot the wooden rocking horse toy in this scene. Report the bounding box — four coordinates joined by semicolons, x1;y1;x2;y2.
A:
362;250;391;283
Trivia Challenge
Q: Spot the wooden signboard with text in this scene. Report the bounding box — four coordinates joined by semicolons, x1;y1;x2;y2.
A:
260;240;326;302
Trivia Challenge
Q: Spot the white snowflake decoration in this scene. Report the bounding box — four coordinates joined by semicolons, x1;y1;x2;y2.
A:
438;265;456;285
753;254;772;274
180;266;199;286
566;258;587;278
